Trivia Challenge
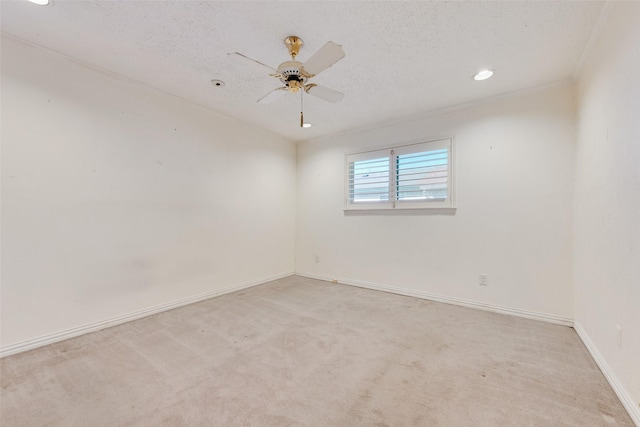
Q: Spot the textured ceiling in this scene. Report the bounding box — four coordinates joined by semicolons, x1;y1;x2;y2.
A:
1;1;605;142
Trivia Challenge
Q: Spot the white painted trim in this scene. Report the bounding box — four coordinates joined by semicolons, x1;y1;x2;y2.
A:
300;79;574;145
573;2;615;77
574;321;640;426
296;272;574;327
0;272;294;358
1;33;292;143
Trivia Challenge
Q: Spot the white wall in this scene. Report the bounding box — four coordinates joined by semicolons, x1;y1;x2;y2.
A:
0;36;296;351
296;84;576;322
574;2;640;420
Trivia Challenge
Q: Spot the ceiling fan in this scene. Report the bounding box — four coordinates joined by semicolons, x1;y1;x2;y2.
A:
229;36;345;126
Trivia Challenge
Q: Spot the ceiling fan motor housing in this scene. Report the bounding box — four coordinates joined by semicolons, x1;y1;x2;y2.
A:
277;61;308;91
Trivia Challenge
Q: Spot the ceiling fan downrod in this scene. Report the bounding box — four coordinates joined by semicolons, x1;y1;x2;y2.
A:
284;36;303;60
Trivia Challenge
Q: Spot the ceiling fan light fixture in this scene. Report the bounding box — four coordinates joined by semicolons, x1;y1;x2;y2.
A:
473;69;494;81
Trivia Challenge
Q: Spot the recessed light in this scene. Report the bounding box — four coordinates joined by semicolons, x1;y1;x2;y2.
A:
28;0;50;5
473;70;494;81
210;79;225;87
302;123;312;128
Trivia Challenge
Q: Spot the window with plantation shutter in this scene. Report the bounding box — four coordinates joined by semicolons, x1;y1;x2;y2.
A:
345;138;454;210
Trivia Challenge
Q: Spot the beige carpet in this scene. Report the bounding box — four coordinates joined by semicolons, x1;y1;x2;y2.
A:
0;276;634;426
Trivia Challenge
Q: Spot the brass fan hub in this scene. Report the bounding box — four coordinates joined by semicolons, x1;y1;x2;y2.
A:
276;60;309;91
284;36;303;59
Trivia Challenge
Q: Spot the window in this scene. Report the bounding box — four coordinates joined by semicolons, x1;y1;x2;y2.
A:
345;138;454;210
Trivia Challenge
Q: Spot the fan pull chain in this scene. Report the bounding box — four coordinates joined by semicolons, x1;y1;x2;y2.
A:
300;89;304;127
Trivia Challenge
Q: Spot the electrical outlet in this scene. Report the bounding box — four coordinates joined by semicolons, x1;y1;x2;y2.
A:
479;274;488;286
616;325;622;348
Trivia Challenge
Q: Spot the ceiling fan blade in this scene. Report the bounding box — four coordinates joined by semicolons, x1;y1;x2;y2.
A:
228;52;277;73
302;42;345;76
257;87;287;104
306;84;344;103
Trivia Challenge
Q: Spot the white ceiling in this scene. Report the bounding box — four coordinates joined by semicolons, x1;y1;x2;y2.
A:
1;0;605;142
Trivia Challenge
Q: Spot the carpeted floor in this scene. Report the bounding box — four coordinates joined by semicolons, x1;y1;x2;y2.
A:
0;276;634;426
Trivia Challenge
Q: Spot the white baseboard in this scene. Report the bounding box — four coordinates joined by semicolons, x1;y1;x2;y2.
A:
295;272;574;327
296;273;638;425
0;271;294;358
574;321;640;426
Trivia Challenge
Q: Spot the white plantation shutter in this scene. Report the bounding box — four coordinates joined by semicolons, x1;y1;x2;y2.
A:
347;152;391;203
345;138;454;210
394;139;450;205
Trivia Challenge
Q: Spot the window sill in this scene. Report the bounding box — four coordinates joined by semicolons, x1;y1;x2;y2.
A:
343;207;457;216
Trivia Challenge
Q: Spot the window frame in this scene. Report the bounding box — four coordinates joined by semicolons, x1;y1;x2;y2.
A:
344;137;455;211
